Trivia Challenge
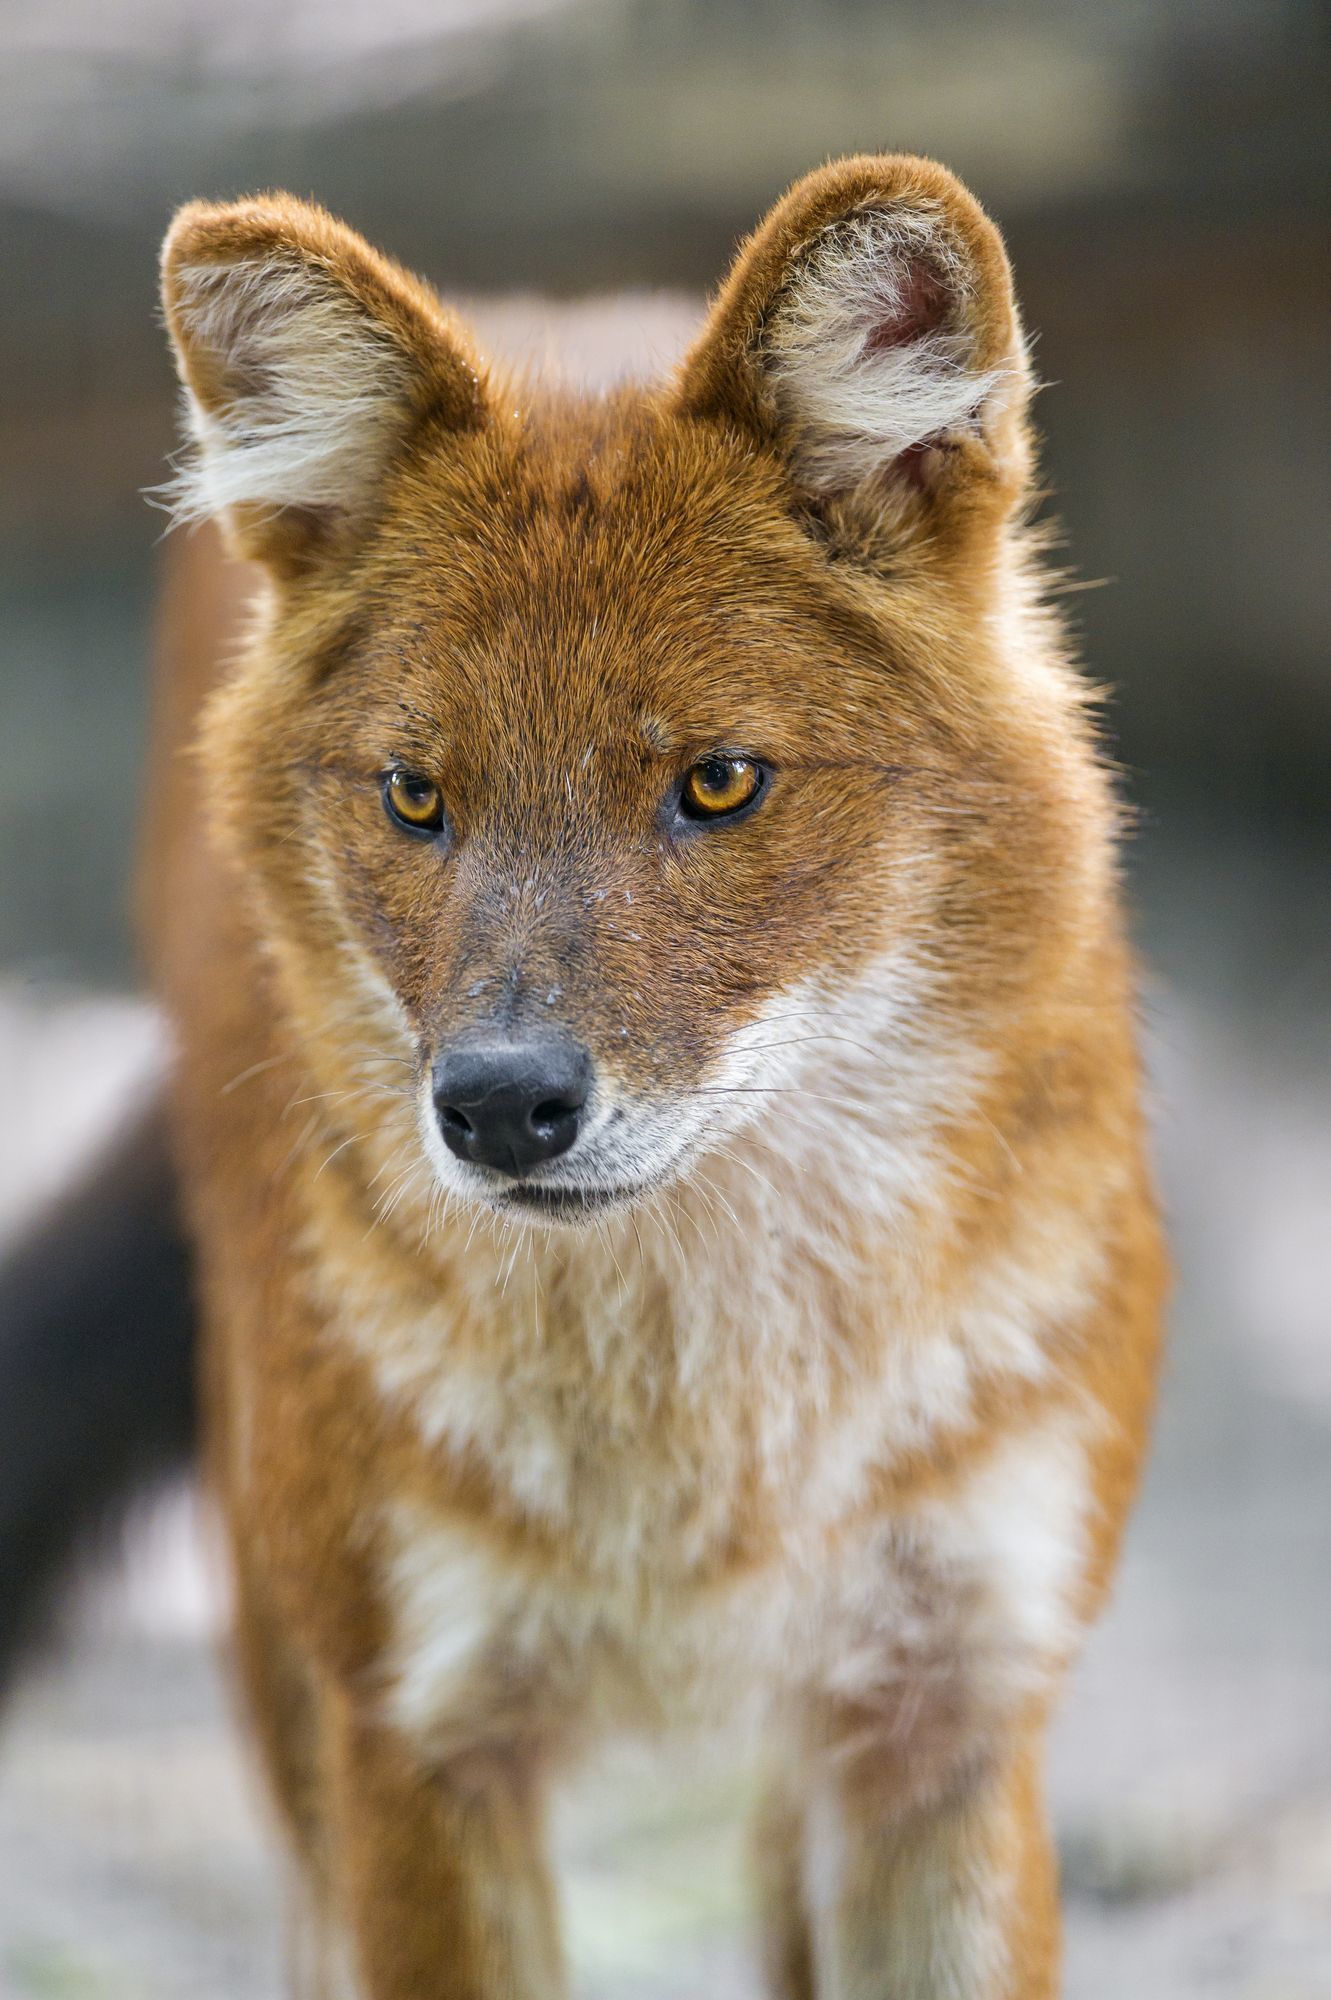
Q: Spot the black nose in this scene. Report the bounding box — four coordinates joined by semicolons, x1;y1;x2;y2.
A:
431;1037;592;1176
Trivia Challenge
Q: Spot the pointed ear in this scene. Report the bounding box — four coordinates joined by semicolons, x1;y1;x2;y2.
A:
160;195;487;570
674;155;1032;523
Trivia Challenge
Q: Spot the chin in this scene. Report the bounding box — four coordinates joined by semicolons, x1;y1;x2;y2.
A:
498;1180;661;1227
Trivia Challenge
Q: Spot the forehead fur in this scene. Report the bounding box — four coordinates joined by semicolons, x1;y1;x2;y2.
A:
383;386;815;590
323;385;966;761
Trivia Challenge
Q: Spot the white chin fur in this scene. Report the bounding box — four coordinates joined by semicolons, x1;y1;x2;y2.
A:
414;946;976;1234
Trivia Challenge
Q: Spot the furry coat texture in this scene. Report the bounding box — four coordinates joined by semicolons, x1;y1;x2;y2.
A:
145;155;1166;1998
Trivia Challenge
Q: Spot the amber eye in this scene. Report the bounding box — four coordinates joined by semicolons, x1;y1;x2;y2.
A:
382;768;446;835
679;754;765;822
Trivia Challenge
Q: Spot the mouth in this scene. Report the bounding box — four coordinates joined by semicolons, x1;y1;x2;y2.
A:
500;1182;652;1222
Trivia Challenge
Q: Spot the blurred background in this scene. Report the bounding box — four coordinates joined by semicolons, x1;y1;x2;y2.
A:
1;2;1328;1995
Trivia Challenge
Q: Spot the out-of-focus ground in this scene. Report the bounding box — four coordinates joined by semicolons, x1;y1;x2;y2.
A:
1;804;1329;2000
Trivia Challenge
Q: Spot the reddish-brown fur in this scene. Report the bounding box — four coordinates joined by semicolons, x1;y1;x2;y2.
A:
146;157;1165;1996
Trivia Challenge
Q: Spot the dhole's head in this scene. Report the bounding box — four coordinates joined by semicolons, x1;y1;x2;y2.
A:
161;158;1091;1227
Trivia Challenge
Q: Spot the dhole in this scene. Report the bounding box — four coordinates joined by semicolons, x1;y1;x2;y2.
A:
136;155;1165;1996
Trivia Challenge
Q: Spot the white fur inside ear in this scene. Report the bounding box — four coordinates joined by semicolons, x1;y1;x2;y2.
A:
765;205;1008;492
161;257;417;528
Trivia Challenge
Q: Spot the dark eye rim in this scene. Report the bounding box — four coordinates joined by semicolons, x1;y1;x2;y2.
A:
381;767;449;840
671;754;772;829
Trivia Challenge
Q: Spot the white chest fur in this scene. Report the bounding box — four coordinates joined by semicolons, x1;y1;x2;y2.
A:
305;973;1106;1768
382;1406;1093;1779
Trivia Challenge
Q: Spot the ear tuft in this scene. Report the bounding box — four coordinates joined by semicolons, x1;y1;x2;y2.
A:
763;204;1012;494
161;253;421;530
158;197;487;566
675;156;1031;518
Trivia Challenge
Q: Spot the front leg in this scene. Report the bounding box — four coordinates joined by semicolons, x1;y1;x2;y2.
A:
325;1696;566;2000
768;1730;1059;2000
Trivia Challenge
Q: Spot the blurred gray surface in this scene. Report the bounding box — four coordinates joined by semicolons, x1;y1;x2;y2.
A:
1;806;1329;1998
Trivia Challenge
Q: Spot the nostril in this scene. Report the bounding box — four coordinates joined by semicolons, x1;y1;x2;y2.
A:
437;1104;474;1139
532;1097;578;1131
